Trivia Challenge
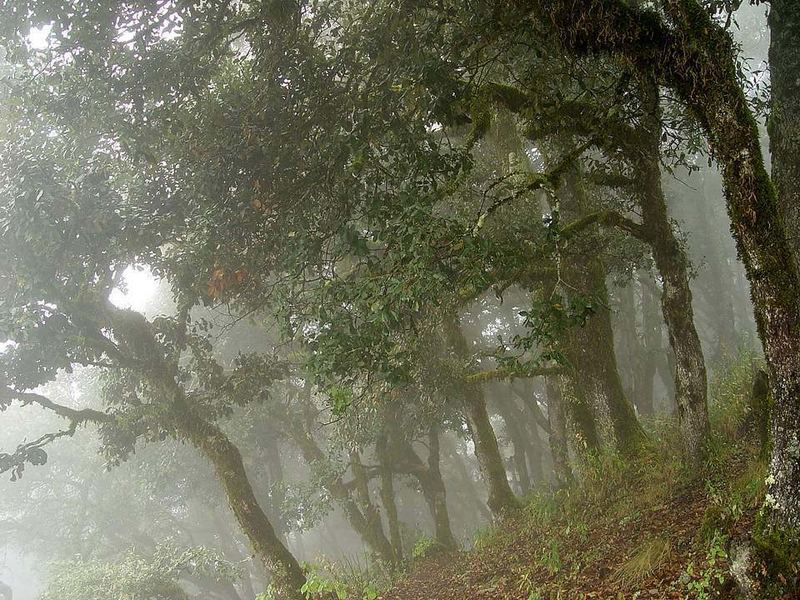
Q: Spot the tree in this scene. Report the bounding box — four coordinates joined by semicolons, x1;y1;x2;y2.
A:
502;0;800;536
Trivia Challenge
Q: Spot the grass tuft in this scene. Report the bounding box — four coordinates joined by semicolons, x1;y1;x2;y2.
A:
614;536;671;587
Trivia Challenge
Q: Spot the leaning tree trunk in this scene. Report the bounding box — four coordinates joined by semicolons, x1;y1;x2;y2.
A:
636;78;709;462
444;314;519;516
176;408;305;600
462;386;519;516
668;2;800;533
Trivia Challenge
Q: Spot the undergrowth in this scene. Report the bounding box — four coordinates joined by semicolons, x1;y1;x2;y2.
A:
331;350;800;599
453;350;784;599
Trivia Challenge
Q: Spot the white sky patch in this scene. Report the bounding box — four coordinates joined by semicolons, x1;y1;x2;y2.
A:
27;24;53;50
109;266;159;312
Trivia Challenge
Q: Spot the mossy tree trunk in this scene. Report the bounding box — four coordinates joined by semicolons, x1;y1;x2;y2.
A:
425;426;458;549
177;409;306;600
636;78;709;461
769;0;800;272
376;426;404;561
616;282;652;416
545;375;573;488
556;162;646;453
445;315;519;517
640;271;675;407
494;391;533;494
292;428;396;564
395;428;459;550
442;436;494;523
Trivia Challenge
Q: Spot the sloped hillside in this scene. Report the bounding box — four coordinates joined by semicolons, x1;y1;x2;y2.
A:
382;415;793;599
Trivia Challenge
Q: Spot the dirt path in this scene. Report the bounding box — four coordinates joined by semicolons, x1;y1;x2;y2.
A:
382;477;744;599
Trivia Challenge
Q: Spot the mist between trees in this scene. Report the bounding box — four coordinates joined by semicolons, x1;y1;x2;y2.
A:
0;1;798;599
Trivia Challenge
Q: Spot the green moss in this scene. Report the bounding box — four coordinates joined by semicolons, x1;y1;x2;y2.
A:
749;513;800;597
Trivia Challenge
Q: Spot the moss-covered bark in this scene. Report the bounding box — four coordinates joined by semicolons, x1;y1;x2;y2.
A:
444;315;519;517
176;409;306;600
636;79;709;461
394;429;458;550
376;427;405;561
287;420;397;564
494;391;533;493
769;0;800;272
556;168;646;453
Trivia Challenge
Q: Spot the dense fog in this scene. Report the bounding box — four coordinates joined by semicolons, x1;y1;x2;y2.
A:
1;1;798;599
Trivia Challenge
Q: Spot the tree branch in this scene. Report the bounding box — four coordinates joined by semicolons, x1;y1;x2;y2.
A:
466;365;564;383
560;210;649;242
1;388;113;425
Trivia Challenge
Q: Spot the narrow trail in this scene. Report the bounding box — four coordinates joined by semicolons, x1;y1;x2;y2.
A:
382;455;758;600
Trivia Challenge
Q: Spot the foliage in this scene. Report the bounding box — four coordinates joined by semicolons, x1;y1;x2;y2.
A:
40;544;239;600
297;559;387;600
410;536;441;561
682;533;729;600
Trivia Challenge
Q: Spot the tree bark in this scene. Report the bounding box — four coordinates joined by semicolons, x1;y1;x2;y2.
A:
636;78;709;461
441;435;494;523
554;158;646;452
395;429;459;549
494;391;532;494
545;375;573;488
425;426;458;549
176;409;305;600
287;420;397;564
376;428;404;561
444;314;519;516
769;0;800;272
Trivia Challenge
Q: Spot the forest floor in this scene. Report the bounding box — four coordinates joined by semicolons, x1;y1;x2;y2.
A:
381;428;774;600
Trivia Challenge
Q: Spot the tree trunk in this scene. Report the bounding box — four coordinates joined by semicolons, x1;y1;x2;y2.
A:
375;430;405;562
563;258;645;451
393;438;457;548
769;0;800;272
616;281;650;415
494;391;532;494
288;420;397;564
462;388;519;516
555;161;646;452
695;176;739;363
422;427;458;549
636;78;709;461
444;314;519;516
545;375;573;488
441;435;493;523
262;432;288;541
636;277;658;414
176;409;305;600
349;450;398;565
